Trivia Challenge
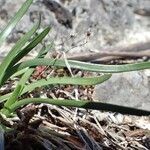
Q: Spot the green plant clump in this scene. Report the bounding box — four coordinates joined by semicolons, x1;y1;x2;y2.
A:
0;0;150;131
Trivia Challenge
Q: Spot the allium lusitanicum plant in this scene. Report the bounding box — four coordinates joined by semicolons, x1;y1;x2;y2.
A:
0;0;150;132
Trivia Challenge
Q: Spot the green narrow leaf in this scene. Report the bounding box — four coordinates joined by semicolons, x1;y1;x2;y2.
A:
22;74;111;93
0;42;53;106
9;98;150;116
9;27;51;66
0;74;111;103
0;45;53;115
15;41;52;86
1;38;52;114
10;43;53;78
1;85;23;115
0;93;11;103
10;68;29;78
0;20;40;86
2;59;150;85
13;59;150;73
0;0;33;46
1;69;34;112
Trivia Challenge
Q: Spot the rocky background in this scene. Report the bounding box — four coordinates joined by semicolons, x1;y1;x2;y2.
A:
0;0;150;110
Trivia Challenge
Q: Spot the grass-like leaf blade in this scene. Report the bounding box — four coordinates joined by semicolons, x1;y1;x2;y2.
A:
0;0;33;46
9;98;150;116
2;59;149;84
9;27;51;66
10;43;53;78
1;85;23;115
12;58;150;73
0;20;40;86
0;74;111;103
22;74;112;93
1;39;52;112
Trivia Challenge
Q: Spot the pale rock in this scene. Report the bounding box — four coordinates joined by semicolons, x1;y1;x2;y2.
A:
93;71;150;111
